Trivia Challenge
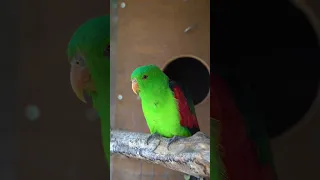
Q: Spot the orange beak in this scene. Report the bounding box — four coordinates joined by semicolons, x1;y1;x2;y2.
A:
70;65;90;103
132;80;139;95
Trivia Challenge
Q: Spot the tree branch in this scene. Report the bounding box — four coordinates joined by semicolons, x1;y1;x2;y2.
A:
110;130;210;177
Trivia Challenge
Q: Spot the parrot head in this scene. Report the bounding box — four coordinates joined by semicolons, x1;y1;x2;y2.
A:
67;15;110;105
130;65;169;97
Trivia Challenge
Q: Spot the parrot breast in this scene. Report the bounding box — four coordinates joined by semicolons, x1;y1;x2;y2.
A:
141;88;191;138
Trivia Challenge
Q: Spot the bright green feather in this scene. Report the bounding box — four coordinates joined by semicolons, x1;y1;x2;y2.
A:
67;15;110;165
133;65;226;179
131;65;191;138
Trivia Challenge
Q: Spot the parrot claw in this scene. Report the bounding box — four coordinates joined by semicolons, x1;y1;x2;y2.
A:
167;136;184;150
146;133;161;145
184;174;203;180
184;174;190;180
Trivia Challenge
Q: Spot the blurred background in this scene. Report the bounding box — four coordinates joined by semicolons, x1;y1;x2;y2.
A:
1;0;320;180
269;1;320;179
213;0;320;180
0;0;110;179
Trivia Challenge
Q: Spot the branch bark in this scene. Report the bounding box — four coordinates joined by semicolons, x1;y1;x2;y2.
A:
110;130;210;177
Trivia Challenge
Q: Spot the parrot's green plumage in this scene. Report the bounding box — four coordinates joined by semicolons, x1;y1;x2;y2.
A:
67;15;110;165
131;65;221;180
131;65;197;138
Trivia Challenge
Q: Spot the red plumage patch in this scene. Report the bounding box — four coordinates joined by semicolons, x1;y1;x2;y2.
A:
211;74;276;180
172;85;199;129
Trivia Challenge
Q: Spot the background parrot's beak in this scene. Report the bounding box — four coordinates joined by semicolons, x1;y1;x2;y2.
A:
132;80;139;95
70;65;87;103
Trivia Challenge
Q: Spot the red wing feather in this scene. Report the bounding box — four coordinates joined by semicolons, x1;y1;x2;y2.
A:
212;74;275;180
171;85;199;129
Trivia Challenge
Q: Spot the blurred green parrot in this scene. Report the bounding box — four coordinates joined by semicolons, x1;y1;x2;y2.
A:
67;15;110;164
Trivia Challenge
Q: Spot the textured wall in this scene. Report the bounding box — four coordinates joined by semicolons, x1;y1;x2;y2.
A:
113;0;210;180
16;1;109;180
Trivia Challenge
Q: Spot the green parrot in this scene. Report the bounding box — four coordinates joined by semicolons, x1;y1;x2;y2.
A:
131;65;208;180
67;15;110;165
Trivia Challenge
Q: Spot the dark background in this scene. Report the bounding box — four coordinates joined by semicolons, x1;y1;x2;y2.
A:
212;0;320;180
212;0;320;138
1;0;109;180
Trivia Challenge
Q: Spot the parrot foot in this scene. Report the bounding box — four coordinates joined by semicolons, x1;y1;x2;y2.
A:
146;133;161;145
184;174;190;180
184;174;203;180
167;136;184;150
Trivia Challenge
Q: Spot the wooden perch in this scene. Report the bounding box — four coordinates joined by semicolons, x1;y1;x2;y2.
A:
110;130;210;177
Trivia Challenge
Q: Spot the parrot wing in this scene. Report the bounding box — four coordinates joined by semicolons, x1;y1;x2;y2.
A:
169;80;200;135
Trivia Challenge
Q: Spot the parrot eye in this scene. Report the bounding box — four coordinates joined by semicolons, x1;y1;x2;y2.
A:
72;55;85;67
104;45;110;57
142;75;148;80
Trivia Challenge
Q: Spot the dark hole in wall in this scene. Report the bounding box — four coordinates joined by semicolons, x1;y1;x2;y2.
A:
213;1;320;139
163;57;210;105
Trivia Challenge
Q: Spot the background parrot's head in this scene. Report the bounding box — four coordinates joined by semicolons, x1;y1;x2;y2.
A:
130;65;169;97
67;15;110;105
